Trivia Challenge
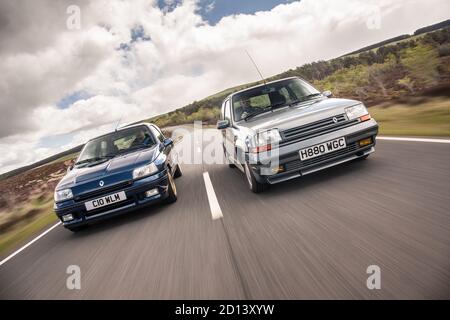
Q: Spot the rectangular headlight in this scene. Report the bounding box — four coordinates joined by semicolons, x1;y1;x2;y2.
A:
133;163;159;180
256;129;282;146
345;104;368;120
54;189;73;202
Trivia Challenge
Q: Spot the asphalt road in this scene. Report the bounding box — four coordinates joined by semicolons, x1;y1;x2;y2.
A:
1;130;449;299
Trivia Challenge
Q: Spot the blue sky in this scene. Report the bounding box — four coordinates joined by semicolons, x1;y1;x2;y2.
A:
159;0;298;25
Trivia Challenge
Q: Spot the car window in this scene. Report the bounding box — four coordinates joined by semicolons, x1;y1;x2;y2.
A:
77;126;156;164
224;99;232;122
150;125;165;142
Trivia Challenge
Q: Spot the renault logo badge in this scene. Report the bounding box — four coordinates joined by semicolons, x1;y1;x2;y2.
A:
99;180;105;187
332;117;338;123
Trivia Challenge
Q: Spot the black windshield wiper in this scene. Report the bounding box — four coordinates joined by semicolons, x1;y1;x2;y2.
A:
75;155;114;166
243;102;290;121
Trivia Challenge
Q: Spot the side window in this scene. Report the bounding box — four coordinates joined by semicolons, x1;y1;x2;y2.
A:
150;126;164;142
224;99;232;122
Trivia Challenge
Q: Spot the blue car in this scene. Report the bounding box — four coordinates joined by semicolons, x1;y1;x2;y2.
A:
53;123;182;232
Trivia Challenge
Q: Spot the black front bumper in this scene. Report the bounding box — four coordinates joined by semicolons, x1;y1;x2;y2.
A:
251;125;378;184
54;172;170;228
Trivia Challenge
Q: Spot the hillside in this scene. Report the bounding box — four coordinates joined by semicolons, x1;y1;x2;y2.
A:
145;22;450;128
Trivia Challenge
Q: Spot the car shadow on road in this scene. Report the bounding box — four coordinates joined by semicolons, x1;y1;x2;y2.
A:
67;201;172;238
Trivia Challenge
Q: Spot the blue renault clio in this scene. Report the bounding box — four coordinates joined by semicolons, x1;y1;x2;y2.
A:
53;123;182;232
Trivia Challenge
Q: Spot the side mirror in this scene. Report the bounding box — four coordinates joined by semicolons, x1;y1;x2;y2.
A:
163;138;174;147
322;90;333;98
217;119;230;130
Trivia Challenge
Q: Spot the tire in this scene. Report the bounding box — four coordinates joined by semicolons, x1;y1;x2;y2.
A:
164;170;178;204
67;225;87;233
244;163;268;193
173;164;182;178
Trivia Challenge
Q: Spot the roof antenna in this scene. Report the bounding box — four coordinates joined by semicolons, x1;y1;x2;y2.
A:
114;114;123;132
245;49;266;85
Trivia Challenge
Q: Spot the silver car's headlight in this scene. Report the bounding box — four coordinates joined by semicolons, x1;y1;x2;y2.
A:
256;129;282;146
133;162;159;180
345;104;369;120
54;189;73;202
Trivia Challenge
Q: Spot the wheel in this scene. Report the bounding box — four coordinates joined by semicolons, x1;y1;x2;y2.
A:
67;225;87;232
244;163;268;193
164;170;178;204
173;164;182;178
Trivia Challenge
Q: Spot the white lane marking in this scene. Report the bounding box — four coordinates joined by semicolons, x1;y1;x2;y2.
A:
0;221;61;267
378;136;450;144
203;172;223;220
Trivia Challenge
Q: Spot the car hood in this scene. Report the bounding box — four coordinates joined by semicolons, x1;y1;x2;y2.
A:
57;145;159;190
236;97;361;132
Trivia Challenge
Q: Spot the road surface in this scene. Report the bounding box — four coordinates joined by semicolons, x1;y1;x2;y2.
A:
1;129;449;299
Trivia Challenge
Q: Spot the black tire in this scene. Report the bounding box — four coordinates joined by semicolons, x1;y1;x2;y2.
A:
164;171;178;204
67;225;87;233
173;164;182;178
244;163;268;193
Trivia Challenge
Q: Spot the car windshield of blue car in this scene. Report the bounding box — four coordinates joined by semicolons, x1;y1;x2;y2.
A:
232;78;321;122
76;126;156;166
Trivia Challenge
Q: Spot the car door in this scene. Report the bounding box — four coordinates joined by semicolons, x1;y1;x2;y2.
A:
150;125;174;172
222;98;236;162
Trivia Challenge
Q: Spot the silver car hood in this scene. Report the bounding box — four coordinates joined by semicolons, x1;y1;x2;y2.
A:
236;97;361;132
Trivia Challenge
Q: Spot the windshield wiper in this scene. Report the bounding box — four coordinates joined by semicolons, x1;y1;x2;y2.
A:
243;102;290;121
75;155;114;166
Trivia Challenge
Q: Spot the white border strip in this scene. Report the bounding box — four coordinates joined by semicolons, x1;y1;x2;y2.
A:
0;221;61;267
203;172;223;220
378;136;450;144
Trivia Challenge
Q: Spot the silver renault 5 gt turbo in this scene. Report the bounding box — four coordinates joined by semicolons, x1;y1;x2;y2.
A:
217;77;378;193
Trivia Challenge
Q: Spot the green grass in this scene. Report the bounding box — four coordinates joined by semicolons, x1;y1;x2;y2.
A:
371;97;450;136
0;210;58;258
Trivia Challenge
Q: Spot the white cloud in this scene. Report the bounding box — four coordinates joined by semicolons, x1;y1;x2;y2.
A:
1;0;449;173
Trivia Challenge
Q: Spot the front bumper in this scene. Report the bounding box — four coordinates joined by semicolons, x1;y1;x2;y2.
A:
250;119;379;184
54;171;170;228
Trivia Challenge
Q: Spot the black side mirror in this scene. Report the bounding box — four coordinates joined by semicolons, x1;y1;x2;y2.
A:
322;90;333;98
163;138;174;147
217;119;230;130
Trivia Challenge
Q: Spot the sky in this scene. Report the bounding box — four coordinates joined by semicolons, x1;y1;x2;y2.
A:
0;0;449;174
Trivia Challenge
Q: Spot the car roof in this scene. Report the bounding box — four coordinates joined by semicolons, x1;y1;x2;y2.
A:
86;122;154;142
225;76;301;100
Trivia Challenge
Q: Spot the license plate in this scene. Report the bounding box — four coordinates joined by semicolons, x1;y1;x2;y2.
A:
299;137;346;161
85;191;127;211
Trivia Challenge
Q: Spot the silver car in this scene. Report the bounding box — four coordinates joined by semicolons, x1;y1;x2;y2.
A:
217;77;378;193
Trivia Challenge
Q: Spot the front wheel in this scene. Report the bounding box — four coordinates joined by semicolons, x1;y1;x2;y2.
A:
173;164;182;178
164;171;178;204
244;163;268;193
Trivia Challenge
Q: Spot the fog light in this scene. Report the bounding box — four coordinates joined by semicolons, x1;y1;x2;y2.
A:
145;188;159;198
359;137;372;147
62;214;74;222
271;165;285;174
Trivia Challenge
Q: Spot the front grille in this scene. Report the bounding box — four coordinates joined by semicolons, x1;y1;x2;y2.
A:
284;142;360;172
75;180;133;202
280;114;358;144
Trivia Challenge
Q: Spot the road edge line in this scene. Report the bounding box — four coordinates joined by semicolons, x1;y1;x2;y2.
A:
378;136;450;144
0;221;61;267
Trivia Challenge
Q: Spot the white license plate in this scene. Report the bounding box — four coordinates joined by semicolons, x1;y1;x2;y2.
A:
85;191;127;211
299;137;347;161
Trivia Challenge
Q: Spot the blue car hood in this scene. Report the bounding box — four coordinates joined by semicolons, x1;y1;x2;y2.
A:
57;146;160;190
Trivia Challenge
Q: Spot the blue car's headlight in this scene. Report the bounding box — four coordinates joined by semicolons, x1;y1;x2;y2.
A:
133;163;159;180
54;188;73;202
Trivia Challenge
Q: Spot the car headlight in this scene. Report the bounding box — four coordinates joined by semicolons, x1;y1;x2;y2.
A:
345;104;369;120
54;189;73;202
256;129;282;146
133;162;159;180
